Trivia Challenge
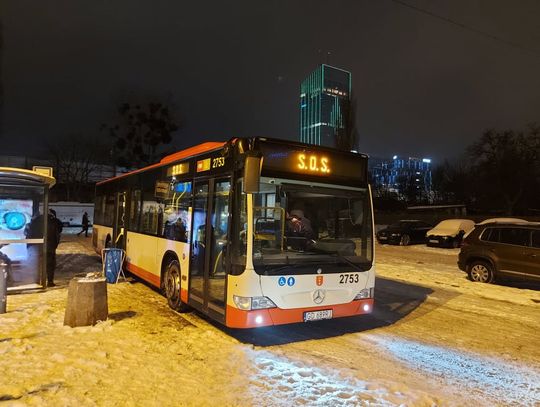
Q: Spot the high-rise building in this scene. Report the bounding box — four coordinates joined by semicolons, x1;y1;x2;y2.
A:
300;64;351;147
370;155;433;202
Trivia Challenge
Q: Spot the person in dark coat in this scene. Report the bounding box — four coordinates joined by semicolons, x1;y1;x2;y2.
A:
286;209;315;240
26;211;60;287
78;212;89;237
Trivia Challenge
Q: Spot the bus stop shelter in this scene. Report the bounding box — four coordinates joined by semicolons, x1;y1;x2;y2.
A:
0;167;56;291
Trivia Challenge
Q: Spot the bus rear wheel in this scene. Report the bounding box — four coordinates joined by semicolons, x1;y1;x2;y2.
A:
164;259;189;312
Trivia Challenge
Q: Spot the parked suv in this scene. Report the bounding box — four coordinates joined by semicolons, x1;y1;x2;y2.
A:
458;221;540;283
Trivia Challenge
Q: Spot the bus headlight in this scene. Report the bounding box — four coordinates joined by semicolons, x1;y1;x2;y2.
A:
233;295;251;310
354;288;373;300
233;295;276;310
252;296;276;310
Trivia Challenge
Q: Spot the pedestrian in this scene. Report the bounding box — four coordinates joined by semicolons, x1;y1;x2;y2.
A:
49;209;63;244
26;211;60;287
78;212;89;237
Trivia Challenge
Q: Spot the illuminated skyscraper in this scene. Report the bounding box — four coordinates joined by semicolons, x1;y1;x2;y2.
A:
300;64;351;147
370;155;433;201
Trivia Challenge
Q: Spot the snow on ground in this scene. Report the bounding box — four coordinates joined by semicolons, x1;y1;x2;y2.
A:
376;242;540;307
1;236;539;406
367;334;540;406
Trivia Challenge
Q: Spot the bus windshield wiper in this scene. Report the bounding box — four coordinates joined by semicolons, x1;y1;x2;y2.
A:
266;253;327;273
330;253;367;272
305;246;368;272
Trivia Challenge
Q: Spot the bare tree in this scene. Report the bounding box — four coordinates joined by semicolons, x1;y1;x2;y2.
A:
431;158;473;204
102;101;180;168
468;125;540;214
47;135;108;201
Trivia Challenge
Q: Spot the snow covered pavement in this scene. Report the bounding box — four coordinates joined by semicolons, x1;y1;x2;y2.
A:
1;236;539;406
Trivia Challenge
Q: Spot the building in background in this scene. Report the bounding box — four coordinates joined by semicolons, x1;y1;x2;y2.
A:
300;64;351;147
370;155;433;202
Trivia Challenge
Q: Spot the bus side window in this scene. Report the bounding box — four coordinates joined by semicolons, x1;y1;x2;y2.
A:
162;181;192;243
129;190;142;232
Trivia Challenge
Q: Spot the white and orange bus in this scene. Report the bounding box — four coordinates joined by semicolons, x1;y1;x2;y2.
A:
93;137;375;328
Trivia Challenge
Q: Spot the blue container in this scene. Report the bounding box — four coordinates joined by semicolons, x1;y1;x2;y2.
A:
103;248;124;283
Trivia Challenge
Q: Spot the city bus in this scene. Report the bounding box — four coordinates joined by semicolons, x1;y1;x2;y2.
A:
92;137;375;328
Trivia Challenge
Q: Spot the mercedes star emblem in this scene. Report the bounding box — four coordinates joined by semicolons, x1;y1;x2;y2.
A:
312;289;325;304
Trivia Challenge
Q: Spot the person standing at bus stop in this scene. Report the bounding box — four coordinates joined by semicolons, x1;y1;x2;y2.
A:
78;212;89;237
26;211;60;287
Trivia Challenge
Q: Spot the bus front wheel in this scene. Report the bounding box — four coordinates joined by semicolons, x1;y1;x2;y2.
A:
163;259;189;312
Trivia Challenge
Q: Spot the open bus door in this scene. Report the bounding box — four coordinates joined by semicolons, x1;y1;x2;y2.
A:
188;178;230;322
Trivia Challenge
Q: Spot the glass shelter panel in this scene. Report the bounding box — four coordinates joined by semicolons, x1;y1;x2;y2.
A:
0;184;46;289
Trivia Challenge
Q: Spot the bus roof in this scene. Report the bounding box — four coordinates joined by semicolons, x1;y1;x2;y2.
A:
96;141;226;185
96;137;370;186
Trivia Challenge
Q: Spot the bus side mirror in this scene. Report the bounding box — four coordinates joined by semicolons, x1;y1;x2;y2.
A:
243;155;262;193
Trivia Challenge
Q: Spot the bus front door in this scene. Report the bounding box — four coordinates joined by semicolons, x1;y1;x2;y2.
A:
189;179;230;321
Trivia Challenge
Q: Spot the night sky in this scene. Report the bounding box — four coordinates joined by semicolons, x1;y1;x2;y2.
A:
2;0;539;162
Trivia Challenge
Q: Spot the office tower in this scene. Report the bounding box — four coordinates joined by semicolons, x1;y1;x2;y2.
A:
300;64;351;147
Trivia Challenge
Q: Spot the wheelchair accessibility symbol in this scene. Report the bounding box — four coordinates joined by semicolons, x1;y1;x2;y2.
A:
278;277;286;286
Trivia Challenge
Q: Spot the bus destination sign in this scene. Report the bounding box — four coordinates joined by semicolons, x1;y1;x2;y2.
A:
257;141;367;182
297;153;331;174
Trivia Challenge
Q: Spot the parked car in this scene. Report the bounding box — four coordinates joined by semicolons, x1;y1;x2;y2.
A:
376;220;432;246
458;221;540;283
476;217;528;225
426;219;475;248
462;218;529;239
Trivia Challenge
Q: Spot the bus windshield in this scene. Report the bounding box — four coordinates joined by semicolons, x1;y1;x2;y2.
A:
233;178;373;276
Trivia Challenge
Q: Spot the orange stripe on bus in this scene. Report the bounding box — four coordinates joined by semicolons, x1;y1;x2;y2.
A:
97;141;226;185
225;299;374;328
127;262;161;288
180;288;188;303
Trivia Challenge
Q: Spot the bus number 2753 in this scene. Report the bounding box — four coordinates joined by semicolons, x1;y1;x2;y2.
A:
212;157;225;168
339;274;359;284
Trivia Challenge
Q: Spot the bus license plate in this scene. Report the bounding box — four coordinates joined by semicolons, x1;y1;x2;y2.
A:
304;309;332;322
429;239;438;243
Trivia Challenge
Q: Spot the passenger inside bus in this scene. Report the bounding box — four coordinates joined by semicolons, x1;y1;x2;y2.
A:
285;209;315;251
163;217;188;242
285;209;314;240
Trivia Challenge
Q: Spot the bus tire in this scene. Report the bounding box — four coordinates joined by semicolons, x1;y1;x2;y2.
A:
163;258;189;312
